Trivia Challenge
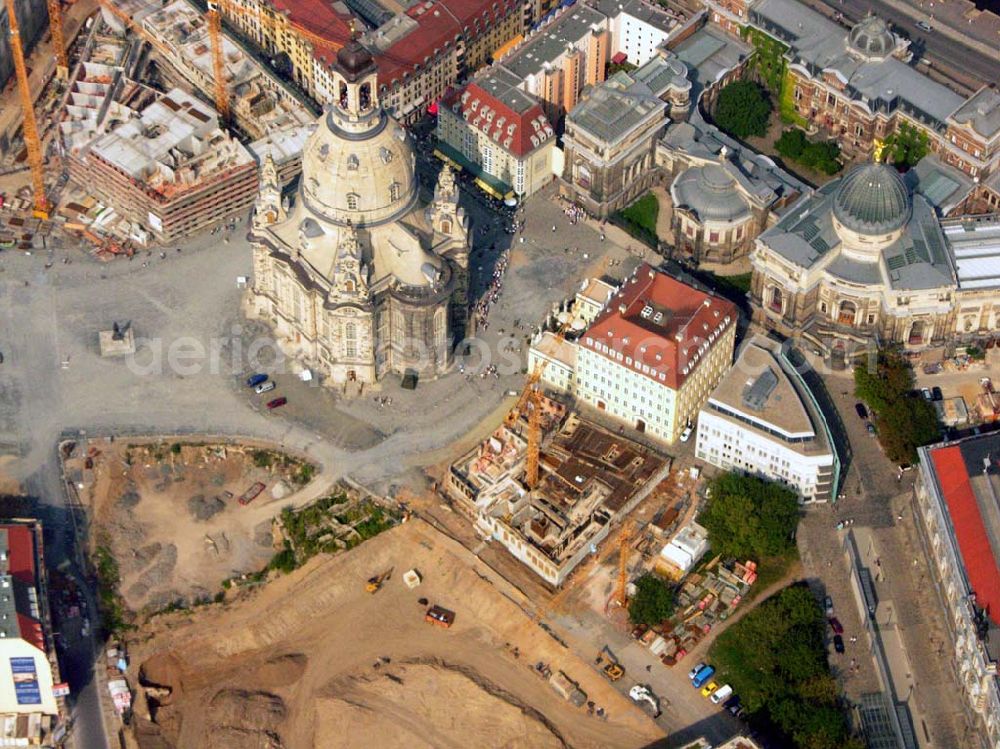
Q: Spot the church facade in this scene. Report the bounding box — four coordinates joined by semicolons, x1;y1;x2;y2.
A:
246;41;470;387
750;162;1000;354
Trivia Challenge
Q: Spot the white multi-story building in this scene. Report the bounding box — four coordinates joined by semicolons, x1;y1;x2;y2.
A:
913;434;1000;749
575;264;736;444
596;0;687;67
695;336;838;502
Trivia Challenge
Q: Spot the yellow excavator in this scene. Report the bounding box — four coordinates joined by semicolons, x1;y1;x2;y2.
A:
366;567;393;594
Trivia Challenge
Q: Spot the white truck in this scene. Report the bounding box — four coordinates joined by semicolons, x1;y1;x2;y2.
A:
629;684;661;718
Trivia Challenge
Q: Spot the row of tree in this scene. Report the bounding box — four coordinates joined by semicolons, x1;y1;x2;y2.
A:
854;350;941;464
710;584;862;749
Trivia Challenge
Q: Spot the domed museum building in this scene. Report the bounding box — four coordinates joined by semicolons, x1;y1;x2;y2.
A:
751;162;1000;353
246;42;470;386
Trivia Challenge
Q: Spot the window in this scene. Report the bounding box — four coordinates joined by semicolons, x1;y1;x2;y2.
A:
389;182;400;202
482;146;494;174
347;193;359;210
345;321;357;358
709;231;720;243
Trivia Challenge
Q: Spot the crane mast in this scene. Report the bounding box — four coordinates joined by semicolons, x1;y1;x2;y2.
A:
5;0;49;217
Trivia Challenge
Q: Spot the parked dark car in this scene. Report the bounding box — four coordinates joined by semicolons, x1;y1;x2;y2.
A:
828;617;844;635
724;694;742;715
932;386;943;401
833;635;845;654
854;402;868;419
247;373;268;387
266;396;287;410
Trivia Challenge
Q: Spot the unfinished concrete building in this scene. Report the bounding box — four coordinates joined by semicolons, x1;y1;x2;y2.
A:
448;408;670;586
67;89;258;242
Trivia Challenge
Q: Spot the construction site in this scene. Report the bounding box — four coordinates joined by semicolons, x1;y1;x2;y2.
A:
447;377;672;587
62;437;318;613
0;0;318;255
125;518;665;749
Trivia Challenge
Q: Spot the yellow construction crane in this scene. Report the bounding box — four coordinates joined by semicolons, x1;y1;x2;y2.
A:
206;0;347;122
46;0;68;75
614;521;634;608
5;0;49;217
505;364;546;489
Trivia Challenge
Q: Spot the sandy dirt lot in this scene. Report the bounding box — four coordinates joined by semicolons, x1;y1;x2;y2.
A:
126;519;666;749
68;438;315;612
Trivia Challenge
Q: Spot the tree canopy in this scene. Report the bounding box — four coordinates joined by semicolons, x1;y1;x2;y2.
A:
628;573;676;626
855;351;940;464
775;128;842;175
710;585;862;749
884;122;929;170
714;80;772;139
700;472;800;561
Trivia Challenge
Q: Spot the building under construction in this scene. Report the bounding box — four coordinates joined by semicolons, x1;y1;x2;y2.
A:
447;406;670;586
66;88;258;242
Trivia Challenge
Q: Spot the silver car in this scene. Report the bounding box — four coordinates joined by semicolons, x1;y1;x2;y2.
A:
254;381;276;394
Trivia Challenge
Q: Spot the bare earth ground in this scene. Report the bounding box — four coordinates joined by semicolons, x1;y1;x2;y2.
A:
127;519;665;749
70;438;314;611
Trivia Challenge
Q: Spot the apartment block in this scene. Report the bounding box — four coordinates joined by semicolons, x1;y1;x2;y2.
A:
913;434;1000;748
437;67;556;197
67;89;258;243
696;336;838;502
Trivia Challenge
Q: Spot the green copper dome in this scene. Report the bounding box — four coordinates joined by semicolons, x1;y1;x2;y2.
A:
833;163;911;235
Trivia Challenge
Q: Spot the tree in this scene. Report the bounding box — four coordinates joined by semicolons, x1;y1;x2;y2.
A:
714;80;772;139
710;585;858;749
628;573;676;626
884;122;929;170
775;128;842;175
700;472;800;561
855;351;940;463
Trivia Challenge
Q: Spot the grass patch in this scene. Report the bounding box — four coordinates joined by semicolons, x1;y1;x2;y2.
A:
612;192;660;249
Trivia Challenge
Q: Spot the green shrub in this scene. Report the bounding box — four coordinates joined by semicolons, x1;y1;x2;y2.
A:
714;80;772;139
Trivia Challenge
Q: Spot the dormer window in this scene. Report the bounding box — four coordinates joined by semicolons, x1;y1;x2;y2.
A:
347;154;359;171
347;193;359;210
389;182;401;202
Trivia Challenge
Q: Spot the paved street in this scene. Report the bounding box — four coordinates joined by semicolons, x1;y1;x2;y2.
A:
789;358;973;747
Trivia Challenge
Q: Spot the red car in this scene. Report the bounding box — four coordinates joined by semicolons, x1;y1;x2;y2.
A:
266;396;287;410
828;617;844;635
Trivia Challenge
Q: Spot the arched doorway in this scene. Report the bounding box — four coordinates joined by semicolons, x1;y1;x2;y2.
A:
769;286;783;313
838;300;857;325
908;320;926;345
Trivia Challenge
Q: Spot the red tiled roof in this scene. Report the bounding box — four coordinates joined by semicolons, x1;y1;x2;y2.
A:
441;83;553;157
930;445;1000;626
372;1;463;86
272;0;352;42
582;263;736;390
16;613;44;652
310;0;519;87
1;525;36;587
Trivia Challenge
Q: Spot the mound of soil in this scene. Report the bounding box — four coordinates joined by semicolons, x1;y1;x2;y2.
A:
313;662;567;748
187;495;225;521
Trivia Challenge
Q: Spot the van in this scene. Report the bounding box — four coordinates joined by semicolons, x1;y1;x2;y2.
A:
691;665;714;688
710;684;733;705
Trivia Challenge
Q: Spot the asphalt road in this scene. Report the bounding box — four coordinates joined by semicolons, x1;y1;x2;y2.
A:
804;0;1000;88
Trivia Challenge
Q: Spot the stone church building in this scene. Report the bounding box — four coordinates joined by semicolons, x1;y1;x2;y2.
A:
246;41;470;387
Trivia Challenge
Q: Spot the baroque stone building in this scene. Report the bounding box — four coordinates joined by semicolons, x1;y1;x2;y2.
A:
246;42;470;387
751;162;1000;354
